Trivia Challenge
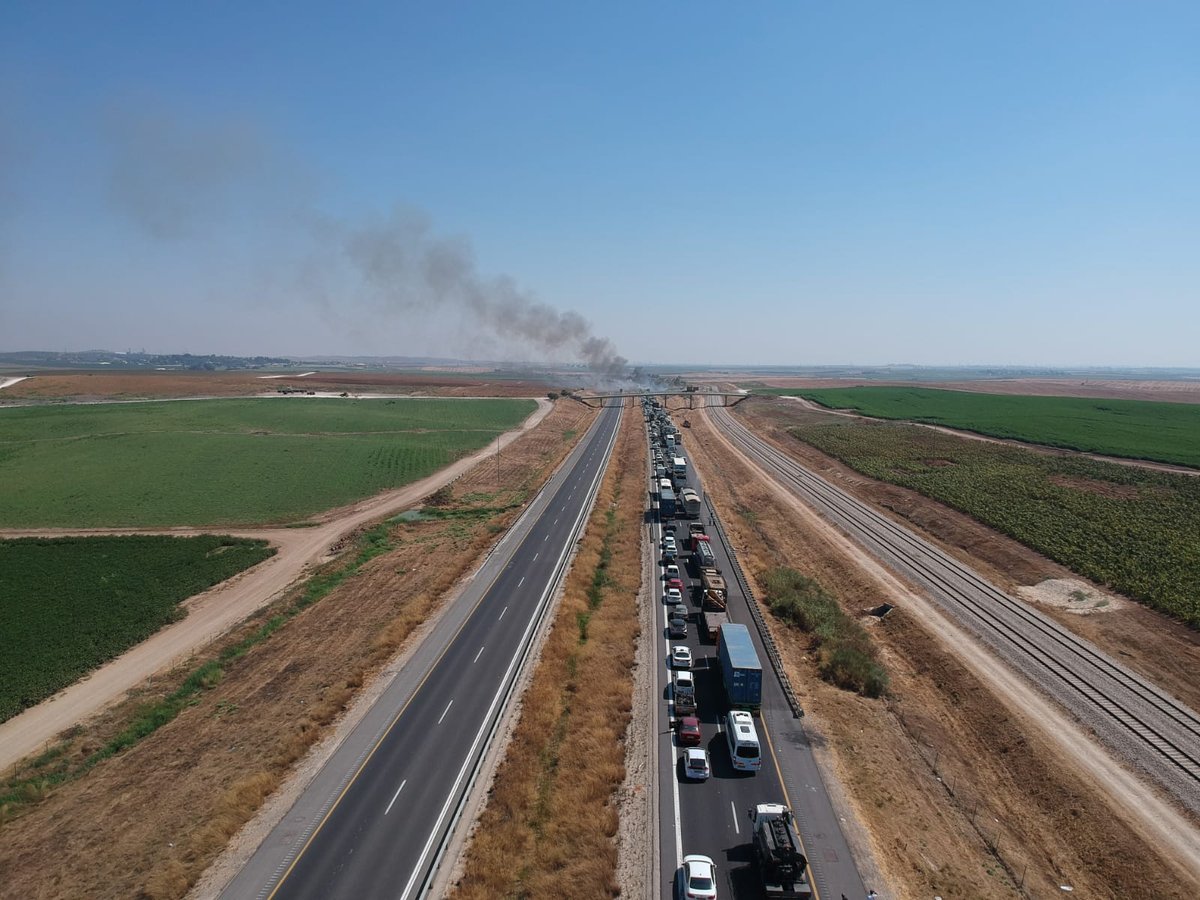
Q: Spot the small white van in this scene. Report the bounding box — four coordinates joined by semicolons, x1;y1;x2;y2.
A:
725;710;762;772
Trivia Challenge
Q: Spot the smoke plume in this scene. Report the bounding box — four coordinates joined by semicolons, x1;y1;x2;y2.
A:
103;106;629;380
335;208;628;377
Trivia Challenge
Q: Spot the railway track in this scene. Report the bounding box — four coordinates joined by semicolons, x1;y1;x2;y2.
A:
706;403;1200;815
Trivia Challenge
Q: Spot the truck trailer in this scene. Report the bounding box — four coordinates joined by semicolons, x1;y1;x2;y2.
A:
679;488;702;519
698;567;728;639
659;486;676;519
718;623;763;709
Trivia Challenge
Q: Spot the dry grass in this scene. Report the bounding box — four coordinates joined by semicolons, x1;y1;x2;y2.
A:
687;406;1198;899
0;400;595;899
451;407;644;900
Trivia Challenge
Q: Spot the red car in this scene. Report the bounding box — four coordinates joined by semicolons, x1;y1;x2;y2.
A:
676;716;702;746
667;577;685;593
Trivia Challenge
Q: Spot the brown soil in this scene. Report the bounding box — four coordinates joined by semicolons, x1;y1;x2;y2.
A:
450;407;644;900
0;370;554;402
0;401;596;900
684;406;1199;899
1047;474;1141;499
733;397;1200;713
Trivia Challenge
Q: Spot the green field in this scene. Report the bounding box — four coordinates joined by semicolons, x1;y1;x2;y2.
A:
0;398;535;526
761;386;1200;469
787;419;1200;627
0;535;275;722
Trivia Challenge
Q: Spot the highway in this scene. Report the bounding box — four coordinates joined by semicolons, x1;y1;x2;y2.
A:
222;402;622;900
648;409;867;899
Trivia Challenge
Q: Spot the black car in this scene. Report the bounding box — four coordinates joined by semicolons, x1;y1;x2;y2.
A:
668;615;688;638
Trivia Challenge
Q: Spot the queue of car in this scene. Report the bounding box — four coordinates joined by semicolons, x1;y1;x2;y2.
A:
647;400;726;898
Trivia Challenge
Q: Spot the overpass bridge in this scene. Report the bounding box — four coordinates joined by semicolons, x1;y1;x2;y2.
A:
570;390;749;409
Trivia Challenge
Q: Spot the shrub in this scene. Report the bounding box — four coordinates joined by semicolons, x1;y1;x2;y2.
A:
761;567;888;697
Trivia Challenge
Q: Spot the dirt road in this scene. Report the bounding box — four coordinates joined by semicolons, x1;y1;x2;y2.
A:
0;399;553;773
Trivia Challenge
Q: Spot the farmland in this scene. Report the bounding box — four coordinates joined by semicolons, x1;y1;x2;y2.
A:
786;418;1200;627
766;386;1200;469
0;535;274;722
0;397;536;526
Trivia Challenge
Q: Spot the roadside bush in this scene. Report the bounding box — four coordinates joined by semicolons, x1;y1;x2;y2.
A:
761;567;888;697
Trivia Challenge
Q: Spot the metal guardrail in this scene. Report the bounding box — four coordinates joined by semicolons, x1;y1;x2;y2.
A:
703;495;805;719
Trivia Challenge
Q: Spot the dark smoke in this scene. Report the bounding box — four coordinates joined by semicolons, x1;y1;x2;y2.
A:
337;208;628;378
103;106;629;380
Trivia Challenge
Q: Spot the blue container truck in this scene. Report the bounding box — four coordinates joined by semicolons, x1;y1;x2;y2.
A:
718;623;763;710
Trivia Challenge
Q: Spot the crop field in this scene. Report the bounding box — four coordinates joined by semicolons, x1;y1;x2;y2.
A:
787;419;1200;627
0;398;535;526
0;535;274;722
775;386;1200;468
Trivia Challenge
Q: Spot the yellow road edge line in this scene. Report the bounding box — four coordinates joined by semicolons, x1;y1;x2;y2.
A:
761;692;823;900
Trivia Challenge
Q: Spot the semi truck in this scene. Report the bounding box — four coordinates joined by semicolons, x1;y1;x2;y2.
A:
679;487;702;519
659;486;676;519
700;567;728;640
693;538;716;570
748;803;812;898
718;623;763;709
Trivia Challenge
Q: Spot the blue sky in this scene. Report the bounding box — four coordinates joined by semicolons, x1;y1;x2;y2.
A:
2;2;1197;367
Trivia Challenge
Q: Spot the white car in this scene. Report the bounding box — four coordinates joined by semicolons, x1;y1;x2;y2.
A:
664;587;683;605
682;747;710;781
665;563;681;581
679;854;717;899
671;645;693;669
663;536;677;554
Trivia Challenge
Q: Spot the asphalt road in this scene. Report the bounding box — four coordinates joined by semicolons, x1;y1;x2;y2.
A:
222;403;622;900
649;415;867;900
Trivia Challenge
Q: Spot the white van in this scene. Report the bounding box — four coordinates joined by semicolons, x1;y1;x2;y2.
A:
725;710;762;772
673;456;687;478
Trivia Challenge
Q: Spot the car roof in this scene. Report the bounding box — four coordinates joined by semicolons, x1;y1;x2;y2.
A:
680;715;700;726
683;854;715;871
685;747;707;760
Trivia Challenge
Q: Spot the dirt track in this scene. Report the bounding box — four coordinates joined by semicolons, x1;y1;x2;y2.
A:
0;399;553;773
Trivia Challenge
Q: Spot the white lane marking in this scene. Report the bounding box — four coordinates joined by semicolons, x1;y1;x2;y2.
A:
398;418;618;900
385;779;408;815
473;646;485;664
438;700;453;725
553;517;559;526
544;534;549;541
532;552;538;561
518;576;525;588
730;801;740;834
499;606;508;621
